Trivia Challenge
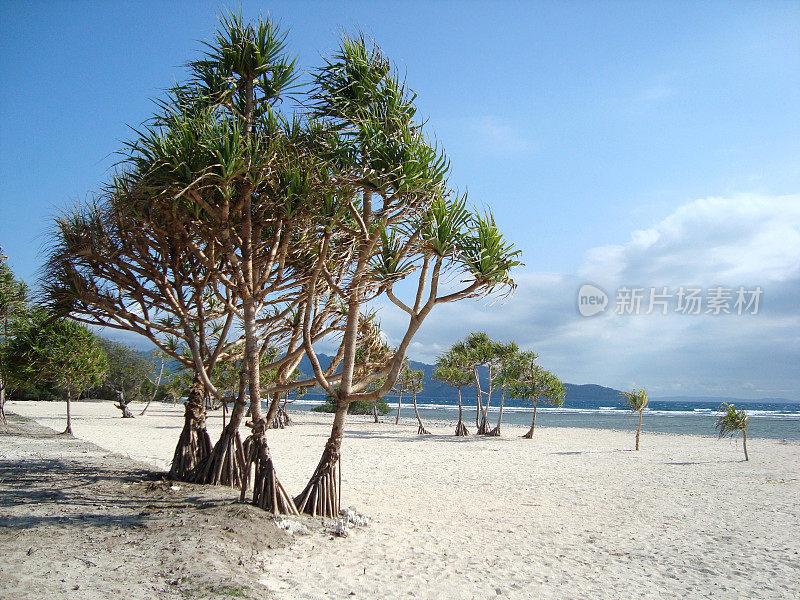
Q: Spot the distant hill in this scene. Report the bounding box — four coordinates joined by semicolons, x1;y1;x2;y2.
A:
296;353;624;404
654;395;799;404
141;347;794;406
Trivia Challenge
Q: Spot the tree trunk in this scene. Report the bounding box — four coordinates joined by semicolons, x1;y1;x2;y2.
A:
523;400;538;439
474;381;482;430
115;389;135;418
141;358;165;416
241;419;298;515
62;388;73;435
0;382;6;426
239;369;295;512
742;430;749;461
372;401;379;423
413;391;430;435
169;375;212;480
395;392;402;425
270;403;291;429
295;396;347;517
488;389;506;436
635;410;642;451
478;383;493;435
454;388;468;436
266;392;287;429
191;373;248;487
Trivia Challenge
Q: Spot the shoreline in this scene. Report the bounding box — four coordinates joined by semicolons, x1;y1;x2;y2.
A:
5;400;800;599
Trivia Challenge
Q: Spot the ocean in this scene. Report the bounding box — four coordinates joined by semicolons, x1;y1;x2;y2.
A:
287;396;800;441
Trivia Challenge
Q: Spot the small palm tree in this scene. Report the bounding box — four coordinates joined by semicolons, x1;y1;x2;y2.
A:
715;403;750;461
620;388;649;451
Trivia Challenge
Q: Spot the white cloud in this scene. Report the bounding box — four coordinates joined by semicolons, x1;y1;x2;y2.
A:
375;194;800;398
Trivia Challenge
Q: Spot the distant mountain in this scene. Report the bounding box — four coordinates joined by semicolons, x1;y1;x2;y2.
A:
145;347;795;406
297;353;625;405
654;395;798;404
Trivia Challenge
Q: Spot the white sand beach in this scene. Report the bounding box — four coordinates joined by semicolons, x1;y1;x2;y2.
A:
6;400;799;599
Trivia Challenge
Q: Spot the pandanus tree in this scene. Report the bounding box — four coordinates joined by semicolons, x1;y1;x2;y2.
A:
621;388;649;451
433;349;473;436
41;15;343;500
292;36;520;517
42;196;242;480
396;365;427;434
3;310;107;435
149;16;360;512
487;343;523;436
99;339;152;418
715;403;750;461
452;332;512;434
510;360;566;438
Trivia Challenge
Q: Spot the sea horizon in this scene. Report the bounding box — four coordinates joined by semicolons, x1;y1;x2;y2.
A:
284;396;800;441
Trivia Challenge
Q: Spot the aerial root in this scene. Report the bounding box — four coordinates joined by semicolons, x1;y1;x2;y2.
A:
268;405;291;429
294;447;341;518
190;428;245;488
454;421;469;436
241;431;298;515
169;404;212;481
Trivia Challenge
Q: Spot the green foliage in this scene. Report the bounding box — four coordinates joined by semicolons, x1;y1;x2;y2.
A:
0;252;29;403
313;395;390;415
0;253;28;330
506;358;566;408
395;364;424;394
433;351;472;389
715;403;750;438
458;213;523;292
3;310;107;397
620;388;649;413
98;339;151;400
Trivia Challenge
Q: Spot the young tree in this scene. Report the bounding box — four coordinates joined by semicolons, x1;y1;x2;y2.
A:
487;343;522;436
396;366;428;434
99;339;152;418
715;403;750;461
0;251;28;425
510;360;566;439
452;333;512;434
433;350;472;436
4;311;107;434
621;388;649;451
140;349;169;416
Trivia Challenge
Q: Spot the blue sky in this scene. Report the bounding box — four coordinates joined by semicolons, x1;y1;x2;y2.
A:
1;1;798;398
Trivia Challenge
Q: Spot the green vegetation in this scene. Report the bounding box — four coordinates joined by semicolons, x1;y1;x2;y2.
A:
0;250;28;423
433;351;473;435
31;11;518;518
98;339;152;417
3;309;107;434
715;403;750;461
621;388;649;451
313;395;391;416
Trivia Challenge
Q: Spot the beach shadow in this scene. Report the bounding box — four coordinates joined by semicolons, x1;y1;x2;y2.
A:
0;416;235;530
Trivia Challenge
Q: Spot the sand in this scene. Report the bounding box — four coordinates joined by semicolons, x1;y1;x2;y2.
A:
5;400;800;599
0;411;289;600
